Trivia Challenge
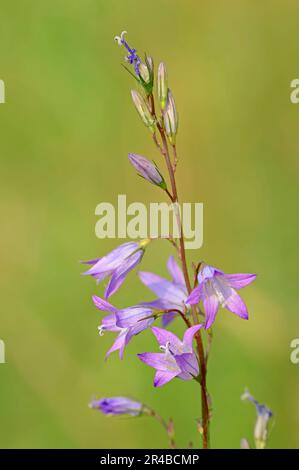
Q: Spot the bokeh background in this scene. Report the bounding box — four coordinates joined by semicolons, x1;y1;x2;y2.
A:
0;0;298;449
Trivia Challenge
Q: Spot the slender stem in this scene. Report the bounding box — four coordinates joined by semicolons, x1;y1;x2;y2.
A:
148;93;210;449
172;144;178;172
163;308;192;329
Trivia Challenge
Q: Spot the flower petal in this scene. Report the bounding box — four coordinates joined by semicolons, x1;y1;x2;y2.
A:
92;295;117;314
203;284;219;329
105;250;143;298
101;314;120;332
167;256;185;286
116;306;152;328
151;326;182;350
83;242;138;276
222;273;256;290
105;331;127;360
183;324;203;350
138;352;179;372
126;318;154;337
154;370;178;387
161;311;177;327
185;285;202;305
175;353;199;378
139;271;186;305
224;288;249;319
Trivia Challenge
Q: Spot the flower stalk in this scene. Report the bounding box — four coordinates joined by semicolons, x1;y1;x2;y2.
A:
147;90;210;448
84;31;259;451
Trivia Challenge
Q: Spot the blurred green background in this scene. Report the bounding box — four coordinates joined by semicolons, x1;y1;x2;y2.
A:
0;0;298;449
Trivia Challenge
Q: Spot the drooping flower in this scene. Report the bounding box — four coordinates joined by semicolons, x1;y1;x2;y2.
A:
89;396;142;416
186;263;256;329
114;31;141;75
93;295;154;359
241;389;273;449
128;153;166;190
114;31;154;94
138;324;202;387
82;240;149;298
139;256;187;326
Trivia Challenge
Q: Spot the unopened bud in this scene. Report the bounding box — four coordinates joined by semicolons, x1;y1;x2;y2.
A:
131;90;155;131
139;63;150;84
157;62;168;110
254;408;272;449
240;438;250;449
241;389;273;450
139;55;154;95
128;153;167;189
196;419;204;435
163;89;178;144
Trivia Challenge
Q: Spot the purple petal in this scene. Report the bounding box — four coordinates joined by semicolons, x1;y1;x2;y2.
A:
92;295;117;314
139;271;186;305
101;314;120;332
105;331;127;360
154;370;178;387
126;318;154;338
221;273;256;290
138;352;179;372
224;288;249;319
175;353;199;378
203;284;219;329
83;242;139;277
116;307;153;328
167;256;185;286
139;298;171;309
151;326;182;350
185;285;202;305
81;257;100;265
105;250;143;298
161;311;177;327
183;324;203;350
197;264;223;284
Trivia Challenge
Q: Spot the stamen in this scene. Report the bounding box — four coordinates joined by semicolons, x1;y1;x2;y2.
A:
98;325;105;336
114;31;127;46
160;341;171;353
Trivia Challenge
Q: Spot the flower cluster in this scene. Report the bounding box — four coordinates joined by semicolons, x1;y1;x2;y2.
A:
83;32;262;449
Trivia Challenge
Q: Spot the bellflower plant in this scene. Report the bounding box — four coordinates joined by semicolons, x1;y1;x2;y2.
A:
82;32;269;449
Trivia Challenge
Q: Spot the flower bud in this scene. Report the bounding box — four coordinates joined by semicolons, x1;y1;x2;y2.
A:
163;89;178;144
254;407;272;449
131;90;155;131
240;438;250;449
90;397;143;416
128;153;167;189
241;389;273;449
139;63;150;84
157;62;168;110
167;418;175;439
138;55;154;95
